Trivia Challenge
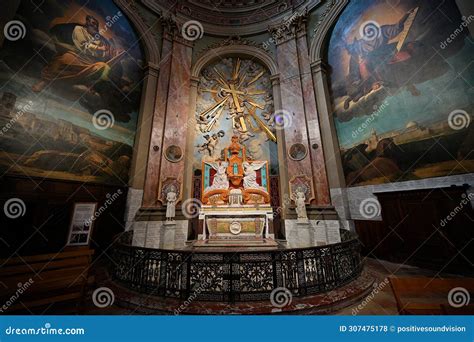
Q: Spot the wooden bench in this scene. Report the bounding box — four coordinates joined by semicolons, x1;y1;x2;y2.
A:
389;276;474;315
0;247;94;314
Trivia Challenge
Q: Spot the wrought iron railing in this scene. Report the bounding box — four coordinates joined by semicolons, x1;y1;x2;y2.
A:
111;230;362;302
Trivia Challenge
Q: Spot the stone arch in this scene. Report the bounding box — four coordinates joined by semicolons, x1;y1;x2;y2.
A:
114;0;160;65
113;0;161;190
309;0;349;63
192;45;279;78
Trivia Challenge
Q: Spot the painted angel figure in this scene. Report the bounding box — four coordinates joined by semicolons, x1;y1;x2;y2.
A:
243;162;267;191
205;162;229;191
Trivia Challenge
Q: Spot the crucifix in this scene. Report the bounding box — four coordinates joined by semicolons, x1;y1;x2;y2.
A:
198;58;276;142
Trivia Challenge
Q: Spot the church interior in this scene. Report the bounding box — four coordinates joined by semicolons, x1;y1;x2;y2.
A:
0;0;473;315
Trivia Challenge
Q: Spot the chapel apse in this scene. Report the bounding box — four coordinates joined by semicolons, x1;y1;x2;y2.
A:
327;0;474;186
194;57;278;174
0;0;144;185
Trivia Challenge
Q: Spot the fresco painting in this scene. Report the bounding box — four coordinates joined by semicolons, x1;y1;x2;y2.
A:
328;0;474;186
0;0;144;185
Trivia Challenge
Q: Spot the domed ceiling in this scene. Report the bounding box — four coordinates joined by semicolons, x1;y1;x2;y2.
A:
142;0;319;35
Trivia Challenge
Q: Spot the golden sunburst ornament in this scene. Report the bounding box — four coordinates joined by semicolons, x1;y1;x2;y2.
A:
198;58;276;142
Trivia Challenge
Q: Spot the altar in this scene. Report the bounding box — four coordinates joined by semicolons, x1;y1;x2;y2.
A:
195;135;277;247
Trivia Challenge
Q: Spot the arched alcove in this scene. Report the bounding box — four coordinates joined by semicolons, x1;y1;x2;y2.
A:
184;45;288;239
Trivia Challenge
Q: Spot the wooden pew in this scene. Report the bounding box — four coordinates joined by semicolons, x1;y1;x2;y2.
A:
389;277;474;315
0;247;94;314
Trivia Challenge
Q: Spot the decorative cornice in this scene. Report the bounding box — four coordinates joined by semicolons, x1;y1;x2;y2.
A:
268;8;308;45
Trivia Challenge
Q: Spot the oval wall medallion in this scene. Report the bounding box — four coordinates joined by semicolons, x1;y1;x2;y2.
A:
288;143;307;161
164;145;183;163
229;221;242;235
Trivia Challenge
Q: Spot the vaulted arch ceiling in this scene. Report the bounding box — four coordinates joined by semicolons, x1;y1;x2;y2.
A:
142;0;320;35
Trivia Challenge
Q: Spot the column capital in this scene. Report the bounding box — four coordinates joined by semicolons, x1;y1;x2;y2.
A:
145;62;160;77
270;74;281;86
268;8;308;45
190;76;200;87
311;59;330;75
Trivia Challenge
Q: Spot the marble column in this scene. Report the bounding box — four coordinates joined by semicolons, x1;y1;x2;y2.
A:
142;19;193;207
183;76;200;200
311;59;352;223
129;62;159;190
142;36;172;207
295;30;330;206
270;11;331;208
158;35;193;204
